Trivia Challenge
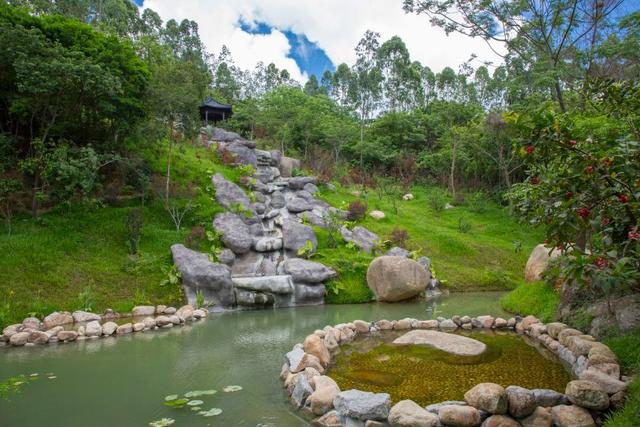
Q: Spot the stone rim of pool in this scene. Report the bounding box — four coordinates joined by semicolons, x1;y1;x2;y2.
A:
281;314;626;426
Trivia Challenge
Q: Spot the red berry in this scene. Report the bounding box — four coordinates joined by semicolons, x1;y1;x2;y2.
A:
601;217;610;226
594;257;608;268
603;158;613;168
530;176;540;185
585;165;594;174
568;140;577;146
628;228;640;240
525;146;535;155
619;194;629;203
578;207;590;218
565;192;573;199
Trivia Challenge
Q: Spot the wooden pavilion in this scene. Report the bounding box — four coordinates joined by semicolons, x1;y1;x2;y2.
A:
199;97;233;125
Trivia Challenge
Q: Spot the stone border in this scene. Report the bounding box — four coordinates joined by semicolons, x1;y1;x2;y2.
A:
1;305;208;348
280;315;630;427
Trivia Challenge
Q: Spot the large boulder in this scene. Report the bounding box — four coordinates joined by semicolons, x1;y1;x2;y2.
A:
393;330;486;356
284;258;337;284
222;141;257;167
438;405;482;427
308;376;340;415
340;226;380;253
464;383;508;414
213;212;253;254
282;218;317;252
366;256;429;302
565;380;609;410
280;156;301;178
550;405;595;427
304;334;331;366
171;244;235;308
388;400;438;427
43;311;73;330
525;244;561;282
505;386;536;418
212;173;251;211
333;389;391;421
287;196;314;213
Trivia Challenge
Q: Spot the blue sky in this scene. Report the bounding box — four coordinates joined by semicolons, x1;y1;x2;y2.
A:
238;20;335;78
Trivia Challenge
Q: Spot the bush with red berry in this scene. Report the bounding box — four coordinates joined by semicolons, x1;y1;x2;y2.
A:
507;83;640;296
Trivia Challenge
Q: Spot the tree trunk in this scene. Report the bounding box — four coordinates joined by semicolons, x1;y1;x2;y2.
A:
450;140;458;197
165;124;173;205
554;78;566;113
31;171;39;219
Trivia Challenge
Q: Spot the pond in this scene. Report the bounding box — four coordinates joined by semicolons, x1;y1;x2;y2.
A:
328;329;571;406
0;292;512;426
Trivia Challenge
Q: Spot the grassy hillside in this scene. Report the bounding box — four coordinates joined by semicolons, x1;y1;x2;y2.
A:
0;142;542;325
317;184;542;303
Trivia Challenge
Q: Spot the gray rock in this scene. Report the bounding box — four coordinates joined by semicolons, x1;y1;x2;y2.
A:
223;141;257;167
505;385;536;418
325;183;336;191
235;289;274;307
286;347;305;371
9;332;29;346
388;399;438;427
340;226;380;253
84;321;102;337
295;284;326;305
550;405;595;427
102;322;117;335
213;212;253;254
280;156;301;178
299;211;326;227
210;127;245;142
425;401;467;415
57;330;78;341
416;256;431;272
218;249;236;265
116;323;133;334
253;237;283;252
232;275;294;294
333;389;391;421
171;244;235;308
270;150;281;167
386;247;410;258
131;306;155;317
288;176;317;190
565;380;609;410
71;310;101;323
284;258;337;283
287;196;314;213
304;183;319;193
283;218;317;252
366;256;429;302
212;173;251;211
270;191;286;208
291;374;314;408
28;330;49;345
532;389;569;407
43;311;73;330
464;383;508;414
394;330;486;356
22;317;42;330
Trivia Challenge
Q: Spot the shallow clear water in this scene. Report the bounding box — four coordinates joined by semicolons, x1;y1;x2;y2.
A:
329;330;571;406
0;292;511;426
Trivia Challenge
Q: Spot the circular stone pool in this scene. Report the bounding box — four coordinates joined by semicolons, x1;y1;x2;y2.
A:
327;329;572;406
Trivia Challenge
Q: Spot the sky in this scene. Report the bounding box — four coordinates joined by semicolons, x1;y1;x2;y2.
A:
139;0;506;82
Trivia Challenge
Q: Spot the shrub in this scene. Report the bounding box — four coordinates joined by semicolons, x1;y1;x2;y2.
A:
77;286;95;312
390;228;409;248
124;208;144;255
185;225;206;249
428;192;447;213
458;217;472;233
347;200;367;221
323;210;343;248
467;192;488;213
452;192;466;206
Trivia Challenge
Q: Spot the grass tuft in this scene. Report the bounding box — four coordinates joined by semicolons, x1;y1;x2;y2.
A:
500;281;559;322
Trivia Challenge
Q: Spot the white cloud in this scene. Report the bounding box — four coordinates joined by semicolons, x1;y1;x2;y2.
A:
143;0;505;82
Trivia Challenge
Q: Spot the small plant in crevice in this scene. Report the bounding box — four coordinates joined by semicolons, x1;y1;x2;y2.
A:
195;290;205;309
124;207;144;255
297;240;315;259
160;265;182;287
323;210;343;248
228;202;253;219
206;229;223;262
77;286;95;312
237;164;256;177
132;288;151;306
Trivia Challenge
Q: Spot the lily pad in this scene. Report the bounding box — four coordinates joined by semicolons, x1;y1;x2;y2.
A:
187;400;204;406
163;398;189;408
164;394;179;401
149;418;175;427
199;408;223;417
201;389;217;395
223;385;242;392
47;376;57;380
190;406;202;412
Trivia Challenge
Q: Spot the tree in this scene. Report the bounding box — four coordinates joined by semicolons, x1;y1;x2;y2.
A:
352;30;383;188
403;0;626;112
304;75;323;96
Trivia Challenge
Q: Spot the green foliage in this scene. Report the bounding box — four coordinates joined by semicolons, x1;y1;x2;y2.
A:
603;329;640;427
227;202;253;219
195;289;205;309
124;208;144;255
77;286;95;312
160;264;181;287
500;282;560;323
297;240;315;259
508;98;640;298
237;164;256;177
428;192;447;213
458;217;471;234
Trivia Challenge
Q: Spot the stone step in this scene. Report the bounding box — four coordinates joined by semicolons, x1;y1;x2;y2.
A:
232;275;295;295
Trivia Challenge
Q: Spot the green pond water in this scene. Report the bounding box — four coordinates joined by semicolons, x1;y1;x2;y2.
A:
328;330;571;406
0;292;562;426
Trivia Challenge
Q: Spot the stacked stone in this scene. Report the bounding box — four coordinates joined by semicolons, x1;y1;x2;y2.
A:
1;305;207;347
280;315;630;427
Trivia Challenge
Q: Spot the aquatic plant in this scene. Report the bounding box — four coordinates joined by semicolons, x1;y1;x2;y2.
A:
149;418;175;427
222;385;242;392
198;408;222;417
